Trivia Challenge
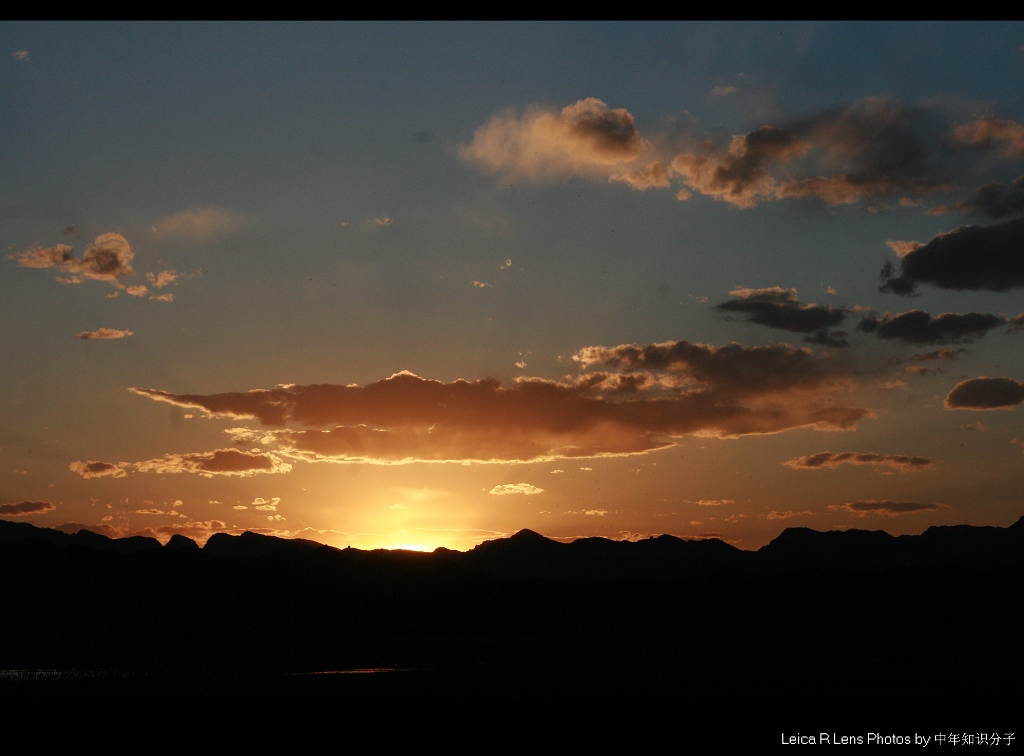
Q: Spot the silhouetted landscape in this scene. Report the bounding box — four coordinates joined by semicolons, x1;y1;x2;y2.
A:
1;518;1021;702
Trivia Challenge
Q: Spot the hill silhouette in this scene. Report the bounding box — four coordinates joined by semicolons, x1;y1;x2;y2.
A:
1;517;1020;702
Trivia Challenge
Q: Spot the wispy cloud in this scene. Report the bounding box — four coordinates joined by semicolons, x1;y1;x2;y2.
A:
767;510;813;520
0;500;55;516
150;206;245;240
785;451;932;471
488;483;544;495
953;116;1024;158
929;176;1024;219
464;96;956;210
829;500;943;516
71;450;292;479
76;327;134;340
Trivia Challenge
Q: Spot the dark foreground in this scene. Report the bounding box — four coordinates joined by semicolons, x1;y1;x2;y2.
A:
2;519;1021;704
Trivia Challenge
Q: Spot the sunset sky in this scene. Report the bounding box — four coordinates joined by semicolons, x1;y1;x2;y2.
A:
2;21;1023;551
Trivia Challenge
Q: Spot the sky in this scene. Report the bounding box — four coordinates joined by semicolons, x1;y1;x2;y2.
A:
2;21;1023;552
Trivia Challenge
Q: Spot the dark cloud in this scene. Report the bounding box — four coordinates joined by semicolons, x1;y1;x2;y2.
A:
911;347;960;361
804;329;849;348
69;460;128;479
880;217;1024;294
10;233;134;283
130;354;870;465
944;377;1024;410
778;97;953;206
785;451;932;471
715;286;846;333
829;501;942;516
929;177;1024;219
574;340;852;397
856;310;1010;344
0;500;56;516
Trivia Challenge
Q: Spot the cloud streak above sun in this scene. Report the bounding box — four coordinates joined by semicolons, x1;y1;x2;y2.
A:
124;341;870;467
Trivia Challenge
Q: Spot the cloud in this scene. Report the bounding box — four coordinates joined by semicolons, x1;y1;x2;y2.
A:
253;496;281;510
76;327;134;340
11;233;134;284
69;460;128;479
13;50;29;62
129;343;869;466
929;176;1024;219
856;310;1011;343
147;270;180;288
944;377;1024;410
72;450;291;479
132;449;292;477
879;217;1024;294
463;96;959;211
776;98;952;206
0;500;55;516
662;98;952;209
573;340;852;397
460;97;650;181
715;286;846;335
828;501;942;516
671;126;809;208
911;347;960;361
953;117;1024;158
767;510;813;520
150;206;244;240
611;161;671;191
487;483;544;496
784;451;932;471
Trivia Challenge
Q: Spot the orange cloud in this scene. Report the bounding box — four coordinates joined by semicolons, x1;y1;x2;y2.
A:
671;126;810;207
11;233;133;283
70;460;128;479
953;117;1024;158
460;97;650;181
488;483;544;496
76;327;134;340
71;450;291;479
132;449;292;477
130;343;869;466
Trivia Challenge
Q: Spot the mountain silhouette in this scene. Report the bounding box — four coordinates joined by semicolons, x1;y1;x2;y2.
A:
0;517;1020;701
